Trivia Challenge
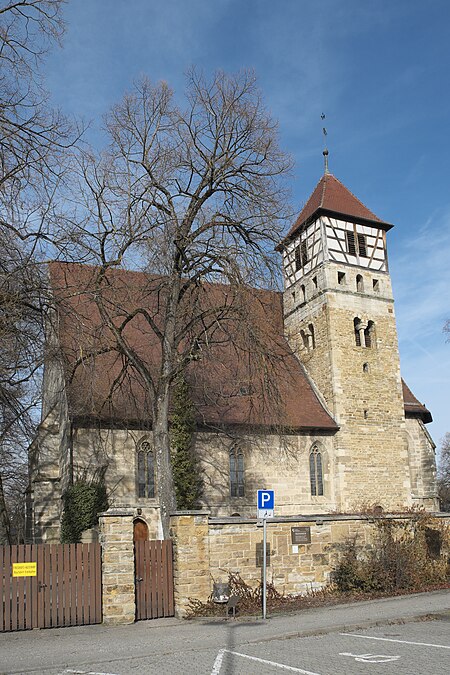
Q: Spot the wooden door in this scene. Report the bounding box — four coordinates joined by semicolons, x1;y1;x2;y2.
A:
133;519;149;542
134;540;174;620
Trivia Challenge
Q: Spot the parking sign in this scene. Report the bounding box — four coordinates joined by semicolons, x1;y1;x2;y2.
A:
257;489;274;519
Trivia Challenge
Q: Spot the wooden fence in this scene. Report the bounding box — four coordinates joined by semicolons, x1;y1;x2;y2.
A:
1;543;102;631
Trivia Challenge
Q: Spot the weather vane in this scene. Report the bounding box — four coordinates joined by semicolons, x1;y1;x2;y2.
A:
321;113;329;174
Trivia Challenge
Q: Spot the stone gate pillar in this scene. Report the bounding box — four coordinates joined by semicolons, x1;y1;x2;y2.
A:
98;508;135;625
170;511;211;617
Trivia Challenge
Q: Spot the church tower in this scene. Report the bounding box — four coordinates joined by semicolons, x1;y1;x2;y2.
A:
280;160;412;511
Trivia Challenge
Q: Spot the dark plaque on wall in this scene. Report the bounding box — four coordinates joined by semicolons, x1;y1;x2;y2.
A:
291;526;311;545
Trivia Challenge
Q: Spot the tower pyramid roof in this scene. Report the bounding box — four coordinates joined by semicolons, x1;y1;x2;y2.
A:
281;173;393;247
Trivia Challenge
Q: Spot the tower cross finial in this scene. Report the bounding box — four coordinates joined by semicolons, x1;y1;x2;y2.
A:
321;113;329;174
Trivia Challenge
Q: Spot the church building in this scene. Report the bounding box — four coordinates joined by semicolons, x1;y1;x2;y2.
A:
29;162;438;543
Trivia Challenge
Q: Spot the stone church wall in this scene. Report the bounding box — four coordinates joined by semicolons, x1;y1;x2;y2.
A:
170;512;450;616
405;418;439;510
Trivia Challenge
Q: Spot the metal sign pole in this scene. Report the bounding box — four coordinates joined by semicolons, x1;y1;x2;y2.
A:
262;516;267;620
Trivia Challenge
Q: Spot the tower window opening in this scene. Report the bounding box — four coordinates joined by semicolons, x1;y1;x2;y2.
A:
373;278;380;293
346;231;356;256
301;240;308;267
308;323;316;350
364;320;375;348
301;284;306;303
294;245;302;271
363;362;369;373
338;271;346;285
312;276;318;290
358;233;367;257
364;409;369;419
301;329;309;350
309;446;323;497
292;291;296;302
294;240;308;271
356;274;364;292
354;317;362;347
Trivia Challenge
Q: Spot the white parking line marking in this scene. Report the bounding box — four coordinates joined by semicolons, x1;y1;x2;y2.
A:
210;648;322;674
341;633;450;650
340;652;401;663
211;649;225;675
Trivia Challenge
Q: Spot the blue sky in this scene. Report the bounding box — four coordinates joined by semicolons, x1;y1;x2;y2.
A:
44;0;450;449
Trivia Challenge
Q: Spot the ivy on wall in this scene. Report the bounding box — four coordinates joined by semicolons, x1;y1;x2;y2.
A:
61;481;108;543
170;375;203;510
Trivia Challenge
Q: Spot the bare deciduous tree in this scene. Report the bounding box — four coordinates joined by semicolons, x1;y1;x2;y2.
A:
65;70;293;536
437;432;450;511
0;0;80;542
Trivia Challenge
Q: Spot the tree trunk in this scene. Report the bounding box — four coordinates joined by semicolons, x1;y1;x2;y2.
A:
153;387;176;539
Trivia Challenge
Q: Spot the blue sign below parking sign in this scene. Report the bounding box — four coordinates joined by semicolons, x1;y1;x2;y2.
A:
257;489;274;518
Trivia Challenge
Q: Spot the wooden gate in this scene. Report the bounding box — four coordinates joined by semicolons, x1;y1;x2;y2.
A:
134;539;174;620
1;543;102;632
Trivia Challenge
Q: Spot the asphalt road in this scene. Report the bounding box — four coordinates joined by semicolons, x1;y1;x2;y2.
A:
1;590;449;674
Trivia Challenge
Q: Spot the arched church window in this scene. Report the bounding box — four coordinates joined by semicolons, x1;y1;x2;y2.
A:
309;446;323;496
354;317;362;347
364;321;375;348
230;444;244;497
356;274;364;292
137;440;155;498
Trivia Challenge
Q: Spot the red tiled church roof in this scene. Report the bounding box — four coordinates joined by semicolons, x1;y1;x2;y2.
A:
48;262;338;431
280;173;393;247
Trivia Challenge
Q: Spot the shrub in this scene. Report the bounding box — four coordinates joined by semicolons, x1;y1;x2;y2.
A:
61;480;108;543
333;515;449;594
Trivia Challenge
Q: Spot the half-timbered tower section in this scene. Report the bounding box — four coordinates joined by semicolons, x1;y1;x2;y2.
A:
280;171;437;511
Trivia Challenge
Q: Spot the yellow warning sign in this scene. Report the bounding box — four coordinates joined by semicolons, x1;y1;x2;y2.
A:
12;562;37;577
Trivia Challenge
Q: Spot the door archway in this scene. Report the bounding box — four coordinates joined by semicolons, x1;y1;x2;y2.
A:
133;518;149;542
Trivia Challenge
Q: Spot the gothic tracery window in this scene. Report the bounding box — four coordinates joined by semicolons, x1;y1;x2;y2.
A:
309;446;323;497
137;440;155;498
229;444;245;497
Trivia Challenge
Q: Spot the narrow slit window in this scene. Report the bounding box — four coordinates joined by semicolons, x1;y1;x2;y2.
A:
373;279;380;293
230;444;245;497
309;446;323;496
338;271;346;285
308;323;316;350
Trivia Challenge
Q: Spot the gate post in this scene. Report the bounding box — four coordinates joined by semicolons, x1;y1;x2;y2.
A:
170;511;211;617
98;508;135;625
